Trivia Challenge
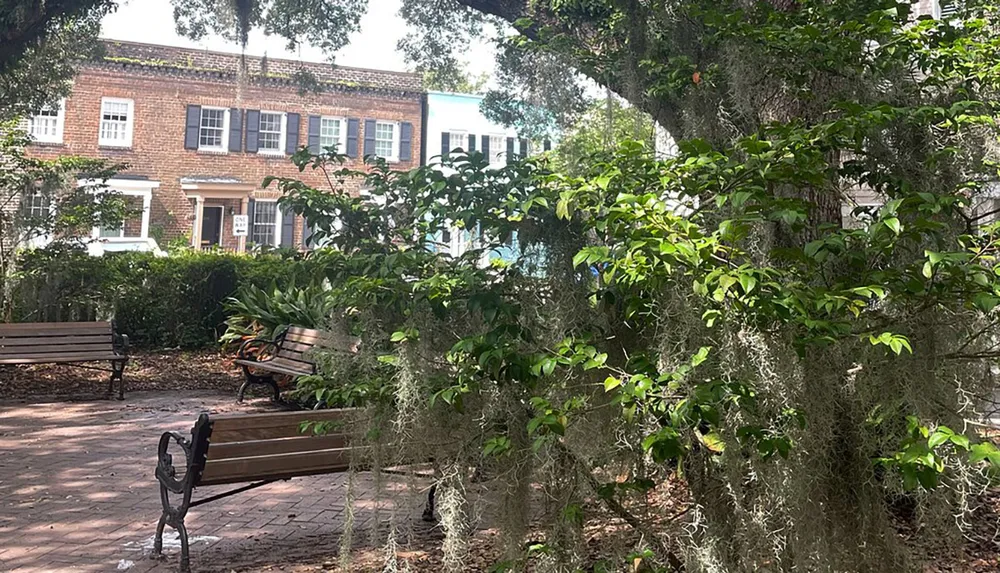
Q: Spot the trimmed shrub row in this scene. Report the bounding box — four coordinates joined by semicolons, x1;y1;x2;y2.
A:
12;246;322;349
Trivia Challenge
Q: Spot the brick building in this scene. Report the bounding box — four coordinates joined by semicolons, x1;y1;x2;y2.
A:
22;40;424;253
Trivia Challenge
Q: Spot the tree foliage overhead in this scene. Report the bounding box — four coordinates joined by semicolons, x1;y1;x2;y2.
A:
170;0;366;54
0;0;112;120
248;2;1000;571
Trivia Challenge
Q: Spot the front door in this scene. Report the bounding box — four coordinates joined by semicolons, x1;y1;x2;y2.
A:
201;206;223;247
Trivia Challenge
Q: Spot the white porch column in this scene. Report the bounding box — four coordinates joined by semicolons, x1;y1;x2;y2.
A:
140;193;151;241
192;196;204;249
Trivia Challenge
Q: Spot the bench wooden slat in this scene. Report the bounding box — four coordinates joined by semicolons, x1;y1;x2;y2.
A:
199;447;353;486
233;358;312;378
210;409;354;443
0;342;114;355
276;340;315;354
0;353;123;364
206;434;349;461
0;323;112;336
0;334;113;346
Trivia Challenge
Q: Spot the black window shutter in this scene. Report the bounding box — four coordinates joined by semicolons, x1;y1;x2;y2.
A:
506;137;515;164
246;199;256;242
280;204;295;246
467;134;476;152
285;112;300;155
245;109;260;153
481;135;490;160
363;119;377;156
307;115;321;153
544;138;552;152
184;105;201;150
301;218;313;248
441;131;450;157
399;122;413;161
228;108;243;152
346;118;359;158
518;138;528;158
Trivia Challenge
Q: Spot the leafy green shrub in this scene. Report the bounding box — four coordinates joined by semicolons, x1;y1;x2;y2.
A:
220;281;338;346
13;246;324;348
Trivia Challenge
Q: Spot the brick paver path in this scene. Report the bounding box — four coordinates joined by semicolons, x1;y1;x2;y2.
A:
0;391;427;572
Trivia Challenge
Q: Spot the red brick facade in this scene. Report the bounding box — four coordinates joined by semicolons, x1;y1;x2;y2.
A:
26;40;424;251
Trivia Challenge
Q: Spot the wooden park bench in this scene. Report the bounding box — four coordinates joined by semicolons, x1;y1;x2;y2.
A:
234;325;359;403
0;321;129;399
152;408;437;572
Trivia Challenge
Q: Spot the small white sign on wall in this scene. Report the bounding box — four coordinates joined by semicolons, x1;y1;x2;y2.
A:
232;214;249;237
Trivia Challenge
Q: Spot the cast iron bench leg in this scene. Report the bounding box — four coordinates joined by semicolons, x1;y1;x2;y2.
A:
237;369;281;403
109;360;126;400
422;484;437;522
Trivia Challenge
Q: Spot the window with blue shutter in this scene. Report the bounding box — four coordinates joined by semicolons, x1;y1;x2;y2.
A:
307;115;321;153
279;204;295;246
399;122;413;161
285;113;300;155
245;110;260;153
228;108;243;152
346;118;359;157
364;119;377;157
184;105;201;150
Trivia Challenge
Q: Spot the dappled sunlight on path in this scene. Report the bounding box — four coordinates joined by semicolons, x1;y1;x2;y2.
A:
0;391;429;572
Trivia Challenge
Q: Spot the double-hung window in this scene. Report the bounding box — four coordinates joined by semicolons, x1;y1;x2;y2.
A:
24;101;65;144
20;190;49;221
320;117;346;152
98;97;134;147
199;107;228;151
252;201;280;246
258;112;285;154
935;0;959;18
449;131;467;152
374;121;398;161
489;135;505;166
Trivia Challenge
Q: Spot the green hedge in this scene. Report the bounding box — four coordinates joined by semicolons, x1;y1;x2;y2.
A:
13;246;323;348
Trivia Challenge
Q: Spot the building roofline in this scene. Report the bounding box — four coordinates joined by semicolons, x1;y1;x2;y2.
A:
99;38;421;79
427;90;486;100
91;38;424;96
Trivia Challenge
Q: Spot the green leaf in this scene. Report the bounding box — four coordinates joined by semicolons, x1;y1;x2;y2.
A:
884;217;901;234
739;273;757;294
604;376;622;392
928;431;949;449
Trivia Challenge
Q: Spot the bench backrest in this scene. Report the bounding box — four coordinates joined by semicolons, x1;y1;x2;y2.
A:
273;326;360;371
0;321;118;358
192;408;359;487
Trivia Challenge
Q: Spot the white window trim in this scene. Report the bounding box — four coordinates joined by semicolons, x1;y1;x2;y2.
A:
25;99;65;144
257;111;287;156
81;178;157;243
198;106;230;154
933;0;959;19
251;199;283;247
448;130;468;152
98;97;135;148
375;120;401;163
488;133;506;166
320;116;348;153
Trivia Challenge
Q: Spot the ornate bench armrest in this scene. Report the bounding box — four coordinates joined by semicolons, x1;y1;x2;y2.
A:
156;431;193;494
115;333;130;357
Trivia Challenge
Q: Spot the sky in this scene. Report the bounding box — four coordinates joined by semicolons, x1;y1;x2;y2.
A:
101;0;496;77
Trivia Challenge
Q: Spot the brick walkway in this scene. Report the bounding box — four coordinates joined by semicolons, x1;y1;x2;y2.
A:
0;392;429;573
